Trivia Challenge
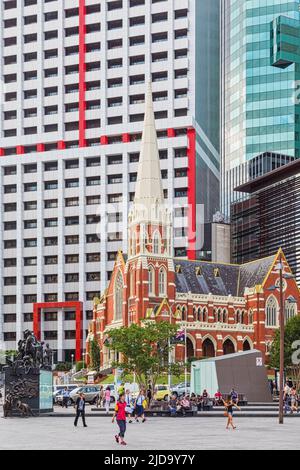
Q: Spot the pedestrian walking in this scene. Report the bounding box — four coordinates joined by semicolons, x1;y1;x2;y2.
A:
62;387;70;408
125;389;134;423
97;386;104;409
134;389;146;423
74;393;87;428
104;386;111;415
223;399;240;430
112;393;127;446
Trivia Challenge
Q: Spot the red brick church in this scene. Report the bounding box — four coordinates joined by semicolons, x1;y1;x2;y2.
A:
86;84;300;369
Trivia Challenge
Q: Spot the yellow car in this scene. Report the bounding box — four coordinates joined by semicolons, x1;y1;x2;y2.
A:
154;385;171;401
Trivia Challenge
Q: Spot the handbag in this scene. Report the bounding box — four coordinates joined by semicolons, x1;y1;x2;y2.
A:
142;399;148;410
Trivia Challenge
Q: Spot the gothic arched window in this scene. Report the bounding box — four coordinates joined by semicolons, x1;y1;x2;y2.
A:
285;302;297;323
202;308;208;323
114;271;124;321
266;296;278;327
130;269;135;297
148;266;155;296
153;231;160;255
158;267;167;297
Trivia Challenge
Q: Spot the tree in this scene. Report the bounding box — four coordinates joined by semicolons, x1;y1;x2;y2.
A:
55;362;72;372
90;338;101;370
107;321;183;392
270;316;300;387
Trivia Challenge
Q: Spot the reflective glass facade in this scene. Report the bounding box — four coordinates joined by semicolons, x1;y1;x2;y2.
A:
221;0;300;214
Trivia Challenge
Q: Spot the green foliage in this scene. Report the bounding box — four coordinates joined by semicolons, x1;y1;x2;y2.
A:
76;361;86;372
107;321;184;391
55;362;72;372
89;338;101;370
270;316;300;369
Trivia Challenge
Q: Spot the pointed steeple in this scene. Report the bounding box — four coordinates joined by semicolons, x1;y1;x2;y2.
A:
134;82;164;208
128;82;173;259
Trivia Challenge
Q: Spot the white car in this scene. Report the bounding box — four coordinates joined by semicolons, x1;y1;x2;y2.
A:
171;383;191;397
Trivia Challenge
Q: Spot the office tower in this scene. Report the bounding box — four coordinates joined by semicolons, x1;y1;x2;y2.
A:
231;159;300;285
0;0;220;361
221;0;300;215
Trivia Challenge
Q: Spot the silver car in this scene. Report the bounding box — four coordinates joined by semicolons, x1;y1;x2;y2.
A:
69;386;100;405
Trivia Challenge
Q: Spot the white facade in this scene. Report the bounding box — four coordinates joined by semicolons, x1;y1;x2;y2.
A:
0;0;219;361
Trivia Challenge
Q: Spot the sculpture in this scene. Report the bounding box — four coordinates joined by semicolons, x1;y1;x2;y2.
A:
6;330;53;374
43;344;53;368
3;330;53;418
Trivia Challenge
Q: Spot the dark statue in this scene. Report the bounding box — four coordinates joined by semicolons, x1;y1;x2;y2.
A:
3;330;53;418
7;330;53;374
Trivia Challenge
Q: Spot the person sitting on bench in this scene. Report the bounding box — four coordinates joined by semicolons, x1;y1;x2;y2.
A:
178;395;191;416
168;395;178;416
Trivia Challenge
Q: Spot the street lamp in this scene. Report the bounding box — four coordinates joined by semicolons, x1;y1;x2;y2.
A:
267;255;295;425
71;354;74;371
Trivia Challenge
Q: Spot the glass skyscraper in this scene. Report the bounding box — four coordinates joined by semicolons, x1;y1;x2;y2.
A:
221;0;300;214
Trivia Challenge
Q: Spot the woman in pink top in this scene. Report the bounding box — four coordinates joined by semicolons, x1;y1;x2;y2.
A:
105;387;111;415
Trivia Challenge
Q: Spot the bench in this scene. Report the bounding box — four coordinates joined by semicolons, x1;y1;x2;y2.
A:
146;400;197;417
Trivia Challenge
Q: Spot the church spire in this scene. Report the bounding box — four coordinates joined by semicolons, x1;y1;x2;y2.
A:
134;82;164;209
128;82;173;259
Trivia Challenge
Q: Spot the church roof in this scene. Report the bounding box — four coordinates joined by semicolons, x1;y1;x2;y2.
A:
174;255;276;297
238;256;275;296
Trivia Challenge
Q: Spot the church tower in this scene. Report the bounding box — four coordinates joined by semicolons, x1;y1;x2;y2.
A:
127;83;175;323
128;82;173;259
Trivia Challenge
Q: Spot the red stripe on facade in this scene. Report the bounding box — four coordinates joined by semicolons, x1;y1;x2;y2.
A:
16;146;25;155
100;135;108;145
79;0;86;148
122;133;131;143
37;144;45;152
187;127;197;261
167;128;176;138
33;302;83;361
57;140;66;150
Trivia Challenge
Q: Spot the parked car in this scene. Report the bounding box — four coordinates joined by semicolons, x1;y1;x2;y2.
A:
153;385;171;401
70;386;101;405
53;384;78;405
171;382;191;397
55;385;79;406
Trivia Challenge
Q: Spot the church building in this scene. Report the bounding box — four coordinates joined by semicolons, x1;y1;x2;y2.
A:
86;84;300;369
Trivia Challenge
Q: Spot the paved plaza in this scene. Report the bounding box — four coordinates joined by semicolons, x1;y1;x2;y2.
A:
1;409;300;450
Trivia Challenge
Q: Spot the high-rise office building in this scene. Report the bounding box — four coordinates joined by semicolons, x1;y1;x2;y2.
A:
231;159;300;285
0;0;220;361
221;0;300;215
